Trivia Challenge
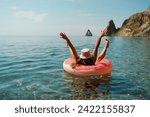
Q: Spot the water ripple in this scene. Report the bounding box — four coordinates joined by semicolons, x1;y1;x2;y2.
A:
0;36;149;100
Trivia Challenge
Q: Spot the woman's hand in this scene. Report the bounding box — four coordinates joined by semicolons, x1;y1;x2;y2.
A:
60;32;69;40
105;39;109;48
102;28;108;36
99;28;108;37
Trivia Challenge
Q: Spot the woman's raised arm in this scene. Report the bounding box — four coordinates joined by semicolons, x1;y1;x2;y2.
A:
92;28;108;63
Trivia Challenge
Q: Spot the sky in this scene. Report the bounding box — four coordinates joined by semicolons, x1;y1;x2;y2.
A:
0;0;149;36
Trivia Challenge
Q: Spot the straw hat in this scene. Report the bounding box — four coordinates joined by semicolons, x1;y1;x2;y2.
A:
80;48;91;59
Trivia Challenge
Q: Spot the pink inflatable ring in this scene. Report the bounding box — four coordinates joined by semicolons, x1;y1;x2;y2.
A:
63;58;112;77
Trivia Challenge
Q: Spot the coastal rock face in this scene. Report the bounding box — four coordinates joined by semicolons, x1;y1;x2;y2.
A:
106;20;118;36
115;6;150;36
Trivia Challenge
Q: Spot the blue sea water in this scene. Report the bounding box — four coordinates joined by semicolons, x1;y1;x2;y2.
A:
0;35;149;100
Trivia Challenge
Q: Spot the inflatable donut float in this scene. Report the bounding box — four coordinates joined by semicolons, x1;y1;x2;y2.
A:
63;58;112;77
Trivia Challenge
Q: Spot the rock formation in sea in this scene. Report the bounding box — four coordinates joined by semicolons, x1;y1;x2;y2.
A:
108;6;150;36
106;20;119;36
85;29;93;36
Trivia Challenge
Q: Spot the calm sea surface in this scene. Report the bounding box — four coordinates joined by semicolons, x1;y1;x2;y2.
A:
0;36;149;100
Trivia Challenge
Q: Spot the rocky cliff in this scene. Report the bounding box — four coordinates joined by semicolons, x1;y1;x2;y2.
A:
108;6;150;36
107;20;119;35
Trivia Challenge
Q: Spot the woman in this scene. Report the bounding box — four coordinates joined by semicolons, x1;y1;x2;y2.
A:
60;28;109;67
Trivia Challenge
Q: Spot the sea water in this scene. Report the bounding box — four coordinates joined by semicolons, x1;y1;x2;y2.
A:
0;36;149;100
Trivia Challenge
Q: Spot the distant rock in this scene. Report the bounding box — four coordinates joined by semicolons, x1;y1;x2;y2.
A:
108;6;150;36
85;29;93;36
106;20;119;36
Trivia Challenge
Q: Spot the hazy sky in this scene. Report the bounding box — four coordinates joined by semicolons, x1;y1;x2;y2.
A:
0;0;149;36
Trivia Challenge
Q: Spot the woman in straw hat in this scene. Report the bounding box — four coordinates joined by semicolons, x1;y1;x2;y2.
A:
60;27;109;66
